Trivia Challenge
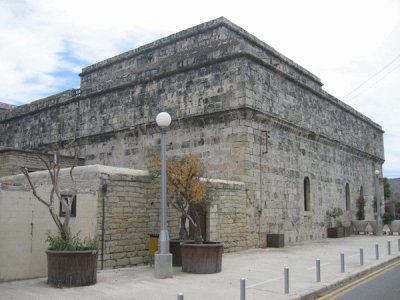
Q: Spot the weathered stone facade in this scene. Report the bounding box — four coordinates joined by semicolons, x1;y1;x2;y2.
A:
0;17;385;247
388;178;400;201
0;147;85;177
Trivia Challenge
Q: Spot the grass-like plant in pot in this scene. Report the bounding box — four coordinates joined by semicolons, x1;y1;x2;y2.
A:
21;152;98;287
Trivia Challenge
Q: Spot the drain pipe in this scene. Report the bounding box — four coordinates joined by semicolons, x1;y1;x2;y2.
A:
259;131;269;247
101;182;107;270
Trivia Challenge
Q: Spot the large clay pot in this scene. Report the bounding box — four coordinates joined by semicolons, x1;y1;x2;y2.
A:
352;220;369;234
180;242;223;274
388;220;400;234
46;250;98;287
369;220;383;235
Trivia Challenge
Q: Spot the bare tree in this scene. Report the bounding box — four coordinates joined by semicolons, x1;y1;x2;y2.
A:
21;151;78;240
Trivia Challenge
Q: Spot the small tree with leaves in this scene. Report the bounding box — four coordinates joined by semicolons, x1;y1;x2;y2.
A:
149;154;207;244
384;177;391;200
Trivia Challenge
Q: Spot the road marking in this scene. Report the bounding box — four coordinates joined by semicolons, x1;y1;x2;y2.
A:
247;276;281;288
317;260;400;299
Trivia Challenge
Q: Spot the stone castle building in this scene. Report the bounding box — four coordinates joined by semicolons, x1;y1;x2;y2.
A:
0;17;384;247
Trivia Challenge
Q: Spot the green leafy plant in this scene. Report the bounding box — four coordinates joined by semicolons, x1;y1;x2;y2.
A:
47;232;98;251
326;207;343;227
326;207;343;219
356;196;366;220
383;201;395;225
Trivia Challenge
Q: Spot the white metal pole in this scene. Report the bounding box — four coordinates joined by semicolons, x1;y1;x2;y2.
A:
159;128;170;255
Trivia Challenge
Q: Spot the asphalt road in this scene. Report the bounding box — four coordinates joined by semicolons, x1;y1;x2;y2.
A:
324;262;400;300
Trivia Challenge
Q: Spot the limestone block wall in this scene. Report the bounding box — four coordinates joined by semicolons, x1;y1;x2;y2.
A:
0;17;385;250
0;147;85;177
97;169;180;269
207;179;250;252
0;90;79;149
241;115;381;246
243;60;384;160
0;18;383;166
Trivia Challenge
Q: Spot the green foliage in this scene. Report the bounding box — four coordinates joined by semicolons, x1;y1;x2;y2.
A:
326;207;343;219
384;177;391;200
356;196;366;220
46;232;98;251
383;201;396;225
383;212;395;225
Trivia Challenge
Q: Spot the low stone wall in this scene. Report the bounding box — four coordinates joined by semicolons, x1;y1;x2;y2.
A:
0;165;248;281
207;179;250;252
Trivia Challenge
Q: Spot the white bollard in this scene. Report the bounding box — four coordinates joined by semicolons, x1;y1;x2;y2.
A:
284;267;289;294
340;253;345;273
316;259;321;282
360;248;364;265
240;278;246;300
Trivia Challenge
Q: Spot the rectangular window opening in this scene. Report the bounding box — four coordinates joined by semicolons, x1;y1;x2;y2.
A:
59;194;76;217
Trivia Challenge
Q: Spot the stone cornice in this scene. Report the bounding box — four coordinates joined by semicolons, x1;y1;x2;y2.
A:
1;52;382;134
35;106;383;164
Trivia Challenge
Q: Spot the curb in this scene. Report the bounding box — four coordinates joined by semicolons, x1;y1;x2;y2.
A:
298;255;400;300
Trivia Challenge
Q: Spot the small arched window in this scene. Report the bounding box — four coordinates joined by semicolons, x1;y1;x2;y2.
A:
345;183;350;211
304;177;311;211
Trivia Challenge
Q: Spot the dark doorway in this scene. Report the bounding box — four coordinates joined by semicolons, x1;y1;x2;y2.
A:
189;209;207;240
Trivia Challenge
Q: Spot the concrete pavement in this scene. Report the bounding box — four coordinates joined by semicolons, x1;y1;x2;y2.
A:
1;235;400;300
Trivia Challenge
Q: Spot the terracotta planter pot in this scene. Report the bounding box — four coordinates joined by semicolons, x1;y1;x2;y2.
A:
181;242;223;274
46;250;98;287
369;220;383;235
352;220;369;234
388;220;400;234
169;239;193;267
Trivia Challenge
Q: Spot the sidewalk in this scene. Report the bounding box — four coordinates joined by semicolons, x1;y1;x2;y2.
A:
1;235;399;300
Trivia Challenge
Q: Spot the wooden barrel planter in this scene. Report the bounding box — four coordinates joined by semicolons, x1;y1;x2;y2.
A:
180;242;223;274
170;239;193;267
46;250;98;287
327;227;344;238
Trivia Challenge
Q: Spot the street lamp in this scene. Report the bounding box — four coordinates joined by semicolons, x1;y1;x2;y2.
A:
374;169;382;236
154;112;173;278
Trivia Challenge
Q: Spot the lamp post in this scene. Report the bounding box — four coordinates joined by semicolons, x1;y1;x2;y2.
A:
154;112;173;278
374;169;382;236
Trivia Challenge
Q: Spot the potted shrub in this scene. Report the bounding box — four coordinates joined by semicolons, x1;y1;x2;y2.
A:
21;153;98;287
151;154;222;273
326;208;344;238
352;195;369;234
382;200;399;234
389;201;400;234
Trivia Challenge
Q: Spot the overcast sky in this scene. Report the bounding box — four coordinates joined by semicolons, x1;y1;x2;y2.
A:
1;0;399;178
